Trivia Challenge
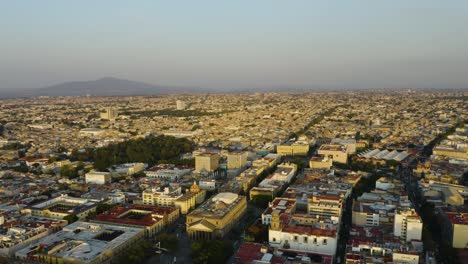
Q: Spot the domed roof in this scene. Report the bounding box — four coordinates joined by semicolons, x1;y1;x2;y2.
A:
212;192;238;205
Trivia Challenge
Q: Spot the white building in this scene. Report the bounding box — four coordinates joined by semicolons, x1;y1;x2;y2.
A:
199;179;217;190
144;165;192;180
110;162;146;175
79;128;106;137
15;221;144;263
176;100;187;110
394;208;423;242
85;171;111;185
268;211;337;259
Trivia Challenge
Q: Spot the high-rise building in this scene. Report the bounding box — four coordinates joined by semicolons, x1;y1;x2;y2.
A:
176;100;187;110
394;209;423;242
227;151;248;170
100;107;118;120
195;152;219;173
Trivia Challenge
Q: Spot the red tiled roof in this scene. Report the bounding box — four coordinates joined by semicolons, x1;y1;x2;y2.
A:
282;225;336;237
93;204;177;227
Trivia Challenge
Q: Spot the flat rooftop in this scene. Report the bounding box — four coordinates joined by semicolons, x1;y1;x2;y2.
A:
15;221;143;262
319;144;347;152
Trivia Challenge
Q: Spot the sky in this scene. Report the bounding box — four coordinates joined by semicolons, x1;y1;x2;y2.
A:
1;0;468;90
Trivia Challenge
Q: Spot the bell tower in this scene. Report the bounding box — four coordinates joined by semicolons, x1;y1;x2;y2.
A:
271;210;281;231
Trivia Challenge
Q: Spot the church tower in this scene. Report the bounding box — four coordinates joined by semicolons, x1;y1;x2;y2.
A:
271;210;282;231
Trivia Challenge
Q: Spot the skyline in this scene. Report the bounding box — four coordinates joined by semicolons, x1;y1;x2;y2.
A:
1;0;468;91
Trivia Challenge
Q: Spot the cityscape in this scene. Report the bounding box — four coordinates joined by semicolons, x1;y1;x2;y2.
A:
0;91;466;264
1;1;468;264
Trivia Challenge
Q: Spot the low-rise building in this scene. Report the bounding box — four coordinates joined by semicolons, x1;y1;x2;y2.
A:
29;195;102;221
0;217;67;257
142;183;205;214
85;171;111;185
92;204;179;238
15;221;144;264
318;144;348;164
276;141;310;156
309;156;333;169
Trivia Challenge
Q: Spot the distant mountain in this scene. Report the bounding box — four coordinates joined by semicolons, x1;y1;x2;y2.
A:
19;77;199;97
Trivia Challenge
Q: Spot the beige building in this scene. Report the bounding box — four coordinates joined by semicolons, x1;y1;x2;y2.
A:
142;183;205;214
227;151;248;170
85;171;111;185
433;147;468;160
29;195;101;221
186;192;247;239
195;152;219;173
318;144;348;164
100;107;118;120
441;211;468;249
277;142;310;156
309;156;333;169
308;195;343;219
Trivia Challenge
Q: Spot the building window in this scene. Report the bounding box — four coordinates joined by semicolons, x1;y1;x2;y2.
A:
323;239;327;245
273;238;276;242
304;237;308;243
313;238;317;244
294;236;298;242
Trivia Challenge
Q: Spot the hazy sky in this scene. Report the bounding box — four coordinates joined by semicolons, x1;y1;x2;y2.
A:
1;0;468;90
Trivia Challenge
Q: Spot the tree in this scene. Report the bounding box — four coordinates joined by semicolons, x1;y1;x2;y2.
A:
115;240;152;264
157;233;179;252
63;214;78;224
95;203;117;214
191;240;233;264
251;194;272;207
60;164;78;179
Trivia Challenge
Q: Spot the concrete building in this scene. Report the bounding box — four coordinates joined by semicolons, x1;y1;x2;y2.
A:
394;208;423;242
309;156;333;169
110;162;146;175
144;164;192;180
318;144;348;164
79;128;106;137
276;142;310;156
176;100;187;110
186;192;247;239
308;195;343;220
100;107;118;120
440;210;468;249
142;183;205;214
85;171;111;185
0;218;67;257
15;221;144;264
331;138;357;154
195;152;219;173
227;151;248;170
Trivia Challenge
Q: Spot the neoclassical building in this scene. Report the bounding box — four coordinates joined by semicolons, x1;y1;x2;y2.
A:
186;192;247;240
